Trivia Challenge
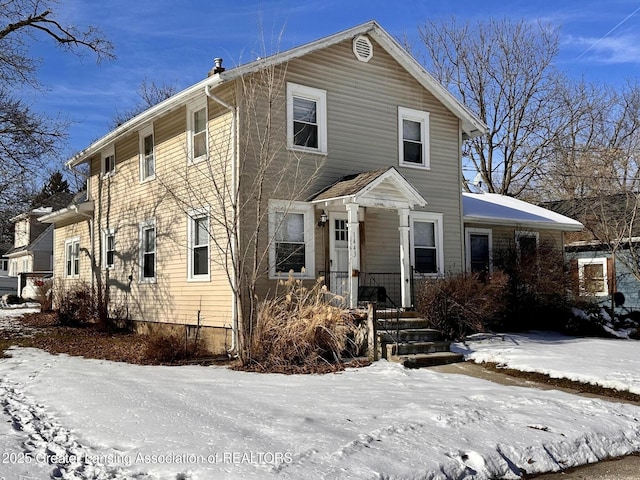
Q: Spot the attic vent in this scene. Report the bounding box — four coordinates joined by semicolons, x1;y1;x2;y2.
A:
353;35;373;63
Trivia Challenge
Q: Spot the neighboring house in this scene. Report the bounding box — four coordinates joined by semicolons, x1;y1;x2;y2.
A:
0;243;10;276
462;193;583;275
546;195;640;310
39;21;581;354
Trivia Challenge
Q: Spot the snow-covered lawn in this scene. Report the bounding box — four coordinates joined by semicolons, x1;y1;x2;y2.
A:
1;310;640;480
454;331;640;395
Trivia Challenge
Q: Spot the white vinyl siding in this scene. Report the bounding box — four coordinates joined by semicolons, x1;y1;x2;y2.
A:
287;83;327;154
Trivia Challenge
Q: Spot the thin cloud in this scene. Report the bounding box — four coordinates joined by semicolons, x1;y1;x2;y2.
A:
567;33;640;63
576;4;640;60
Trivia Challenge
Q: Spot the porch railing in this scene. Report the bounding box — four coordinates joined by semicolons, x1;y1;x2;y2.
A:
319;271;414;309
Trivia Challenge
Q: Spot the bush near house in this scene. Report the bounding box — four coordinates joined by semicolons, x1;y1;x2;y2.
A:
248;275;363;373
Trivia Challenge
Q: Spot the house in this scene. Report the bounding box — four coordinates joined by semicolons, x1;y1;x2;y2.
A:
546;194;640;310
39;21;581;354
462;193;583;274
0;243;9;276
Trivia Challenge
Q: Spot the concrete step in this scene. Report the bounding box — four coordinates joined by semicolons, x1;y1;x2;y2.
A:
379;328;442;343
377;318;431;330
391;351;465;368
386;340;452;357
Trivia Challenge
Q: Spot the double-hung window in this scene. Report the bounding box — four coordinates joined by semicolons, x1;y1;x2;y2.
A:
188;100;208;163
269;200;315;278
140;220;156;282
102;147;115;177
65;238;80;278
398;107;430;168
140;125;155;181
578;257;609;296
287;83;327;153
410;212;444;276
188;209;210;281
515;231;539;267
104;229;115;269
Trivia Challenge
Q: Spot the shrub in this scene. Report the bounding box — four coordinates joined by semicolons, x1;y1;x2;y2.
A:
249;275;358;372
144;328;212;364
54;280;98;327
415;271;509;339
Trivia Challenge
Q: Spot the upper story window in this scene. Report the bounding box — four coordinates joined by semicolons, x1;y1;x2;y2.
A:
188;209;210;281
187;99;208;163
268;200;315;279
398;107;430;169
139;125;155;181
140;219;156;283
102;146;115;177
410;212;444;276
287;83;327;154
65;237;80;278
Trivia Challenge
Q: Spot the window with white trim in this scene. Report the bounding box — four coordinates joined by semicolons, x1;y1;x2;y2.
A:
578;257;609;296
410;212;444;275
287;83;327;153
269;200;315;278
398;106;430;168
103;229;115;269
466;228;493;274
65;238;80;278
140;220;156;282
188;209;210;280
139;125;155;181
102;146;115;177
187;100;208;163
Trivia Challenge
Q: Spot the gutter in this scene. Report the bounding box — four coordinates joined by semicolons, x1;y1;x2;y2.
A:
204;84;239;357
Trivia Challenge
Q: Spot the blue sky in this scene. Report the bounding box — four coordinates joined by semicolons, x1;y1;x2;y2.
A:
24;0;640;163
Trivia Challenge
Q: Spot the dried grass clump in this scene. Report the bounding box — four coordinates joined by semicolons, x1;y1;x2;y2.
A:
249;275;357;372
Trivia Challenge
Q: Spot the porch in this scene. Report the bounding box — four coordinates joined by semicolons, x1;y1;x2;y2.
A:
319;271;415;309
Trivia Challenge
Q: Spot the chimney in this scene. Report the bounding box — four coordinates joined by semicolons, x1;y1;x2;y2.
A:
212;57;225;74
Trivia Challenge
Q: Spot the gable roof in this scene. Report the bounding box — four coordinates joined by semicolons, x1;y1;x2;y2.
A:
310;166;427;209
463;193;583;232
68;21;487;168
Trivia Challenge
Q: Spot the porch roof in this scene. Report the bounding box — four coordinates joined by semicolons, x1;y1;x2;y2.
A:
463;192;583;231
309;167;427;209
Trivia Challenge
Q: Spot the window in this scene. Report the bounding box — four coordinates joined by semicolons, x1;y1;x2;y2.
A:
0;259;7;271
410;212;444;276
140;125;155;181
188;100;208;162
102;146;115;176
398;107;430;168
578;257;609;296
103;230;115;269
140;220;156;282
65;238;80;278
516;231;539;267
466;228;492;274
188;210;210;280
269;200;315;278
287;83;327;153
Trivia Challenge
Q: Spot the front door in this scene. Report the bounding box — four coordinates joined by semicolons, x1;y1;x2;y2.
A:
329;212;349;303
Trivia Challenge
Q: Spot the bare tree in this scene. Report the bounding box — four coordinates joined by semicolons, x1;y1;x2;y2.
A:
160;58;323;364
417;17;563;196
0;0;113;210
111;79;178;128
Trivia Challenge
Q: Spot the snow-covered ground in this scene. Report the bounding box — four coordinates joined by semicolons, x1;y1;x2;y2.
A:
1;310;640;480
454;331;640;395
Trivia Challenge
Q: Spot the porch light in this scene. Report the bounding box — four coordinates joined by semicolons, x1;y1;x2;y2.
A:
317;211;328;227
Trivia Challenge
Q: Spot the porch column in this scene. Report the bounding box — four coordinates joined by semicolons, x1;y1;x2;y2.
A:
398;208;411;308
346;202;360;308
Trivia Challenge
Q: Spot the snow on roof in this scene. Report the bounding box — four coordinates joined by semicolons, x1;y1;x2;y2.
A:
462;192;583;231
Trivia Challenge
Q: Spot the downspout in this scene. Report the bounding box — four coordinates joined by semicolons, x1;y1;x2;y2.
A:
67;163;95;294
205;84;239;356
